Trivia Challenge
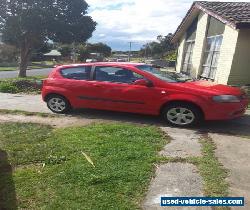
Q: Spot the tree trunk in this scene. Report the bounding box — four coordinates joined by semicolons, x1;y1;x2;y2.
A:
18;44;31;78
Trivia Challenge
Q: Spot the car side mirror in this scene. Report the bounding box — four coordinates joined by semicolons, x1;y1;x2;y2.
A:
133;79;153;87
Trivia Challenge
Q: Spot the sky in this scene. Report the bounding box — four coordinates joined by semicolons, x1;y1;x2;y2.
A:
87;0;250;51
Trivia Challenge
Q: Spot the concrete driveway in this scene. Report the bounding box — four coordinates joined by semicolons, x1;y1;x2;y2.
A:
0;68;52;79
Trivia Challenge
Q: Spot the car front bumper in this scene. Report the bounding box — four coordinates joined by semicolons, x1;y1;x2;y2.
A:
205;99;249;120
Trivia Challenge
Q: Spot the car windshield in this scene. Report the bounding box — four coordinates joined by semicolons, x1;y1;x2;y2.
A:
136;65;193;83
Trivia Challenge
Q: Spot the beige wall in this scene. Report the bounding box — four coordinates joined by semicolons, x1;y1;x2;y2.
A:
191;12;209;77
176;36;185;73
227;29;250;85
214;25;239;84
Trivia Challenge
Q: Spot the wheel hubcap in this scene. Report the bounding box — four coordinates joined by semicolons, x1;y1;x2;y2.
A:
48;98;66;112
167;107;195;125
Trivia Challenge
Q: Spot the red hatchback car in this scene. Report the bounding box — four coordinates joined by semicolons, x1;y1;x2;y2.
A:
42;62;248;127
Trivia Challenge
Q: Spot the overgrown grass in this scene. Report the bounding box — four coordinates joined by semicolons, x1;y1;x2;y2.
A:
197;137;229;197
0;122;166;210
0;76;46;94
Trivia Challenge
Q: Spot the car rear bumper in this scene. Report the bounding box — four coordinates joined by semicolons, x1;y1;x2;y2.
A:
205;99;249;120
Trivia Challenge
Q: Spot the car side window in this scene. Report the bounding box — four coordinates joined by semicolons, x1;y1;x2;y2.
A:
94;66;144;84
60;66;91;80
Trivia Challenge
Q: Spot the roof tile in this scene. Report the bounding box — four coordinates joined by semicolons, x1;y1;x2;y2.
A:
196;1;250;27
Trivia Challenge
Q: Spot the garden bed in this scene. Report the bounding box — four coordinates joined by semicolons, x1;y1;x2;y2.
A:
0;77;44;94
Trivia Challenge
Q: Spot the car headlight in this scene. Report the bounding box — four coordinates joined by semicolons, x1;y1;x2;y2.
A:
212;95;241;103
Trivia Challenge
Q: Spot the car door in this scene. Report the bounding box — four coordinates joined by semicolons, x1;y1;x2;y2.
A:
59;65;102;109
85;65;161;114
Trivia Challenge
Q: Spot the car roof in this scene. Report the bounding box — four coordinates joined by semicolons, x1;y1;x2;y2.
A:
56;62;147;69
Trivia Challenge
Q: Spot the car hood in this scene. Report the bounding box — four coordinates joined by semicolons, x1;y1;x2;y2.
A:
175;80;242;95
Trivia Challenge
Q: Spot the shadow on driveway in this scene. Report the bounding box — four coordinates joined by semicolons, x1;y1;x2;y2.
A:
69;108;250;136
0;149;17;210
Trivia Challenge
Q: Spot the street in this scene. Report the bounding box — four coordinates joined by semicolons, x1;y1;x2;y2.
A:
0;68;52;79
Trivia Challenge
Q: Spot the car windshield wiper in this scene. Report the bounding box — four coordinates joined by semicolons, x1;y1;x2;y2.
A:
177;78;195;83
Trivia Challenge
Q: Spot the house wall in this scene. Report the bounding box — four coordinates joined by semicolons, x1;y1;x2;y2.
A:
175;36;185;73
175;12;249;85
227;29;250;85
191;12;209;77
214;25;239;84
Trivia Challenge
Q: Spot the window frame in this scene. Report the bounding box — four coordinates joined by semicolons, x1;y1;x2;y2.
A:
60;65;92;81
181;39;195;75
93;65;145;85
201;34;223;80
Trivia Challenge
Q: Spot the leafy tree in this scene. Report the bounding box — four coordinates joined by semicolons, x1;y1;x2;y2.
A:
86;43;112;57
58;44;72;58
78;45;90;62
140;33;176;58
0;44;19;63
31;42;53;61
165;51;177;61
0;0;96;77
158;33;176;53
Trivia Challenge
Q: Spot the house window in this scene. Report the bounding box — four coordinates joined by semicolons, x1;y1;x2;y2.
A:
182;41;195;74
200;17;225;80
201;37;223;80
181;17;198;74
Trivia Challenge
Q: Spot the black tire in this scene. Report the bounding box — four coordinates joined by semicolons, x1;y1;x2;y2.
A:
46;94;71;114
161;102;203;127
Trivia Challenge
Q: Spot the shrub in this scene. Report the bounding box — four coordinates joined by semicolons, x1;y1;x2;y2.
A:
0;79;41;93
0;82;19;93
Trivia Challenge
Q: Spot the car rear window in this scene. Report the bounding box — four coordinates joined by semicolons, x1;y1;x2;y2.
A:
60;66;91;80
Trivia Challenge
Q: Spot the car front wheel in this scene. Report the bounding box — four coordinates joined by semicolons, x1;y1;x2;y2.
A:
162;103;203;127
46;95;71;114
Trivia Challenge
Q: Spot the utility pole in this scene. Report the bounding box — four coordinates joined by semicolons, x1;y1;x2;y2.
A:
128;42;132;62
72;42;77;63
144;43;148;62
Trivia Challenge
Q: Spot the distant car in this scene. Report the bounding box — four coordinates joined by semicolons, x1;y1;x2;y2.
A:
117;58;127;62
86;59;97;63
42;62;248;127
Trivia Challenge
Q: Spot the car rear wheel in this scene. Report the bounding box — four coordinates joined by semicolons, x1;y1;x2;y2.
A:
46;95;71;114
162;103;202;127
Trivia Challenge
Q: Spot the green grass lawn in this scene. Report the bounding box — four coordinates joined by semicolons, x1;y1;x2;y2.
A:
0;122;166;210
0;67;18;71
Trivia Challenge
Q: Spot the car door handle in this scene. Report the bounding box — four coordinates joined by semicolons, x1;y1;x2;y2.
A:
93;84;102;87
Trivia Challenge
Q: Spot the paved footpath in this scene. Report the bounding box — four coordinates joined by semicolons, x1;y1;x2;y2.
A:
0;93;51;113
143;128;210;210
